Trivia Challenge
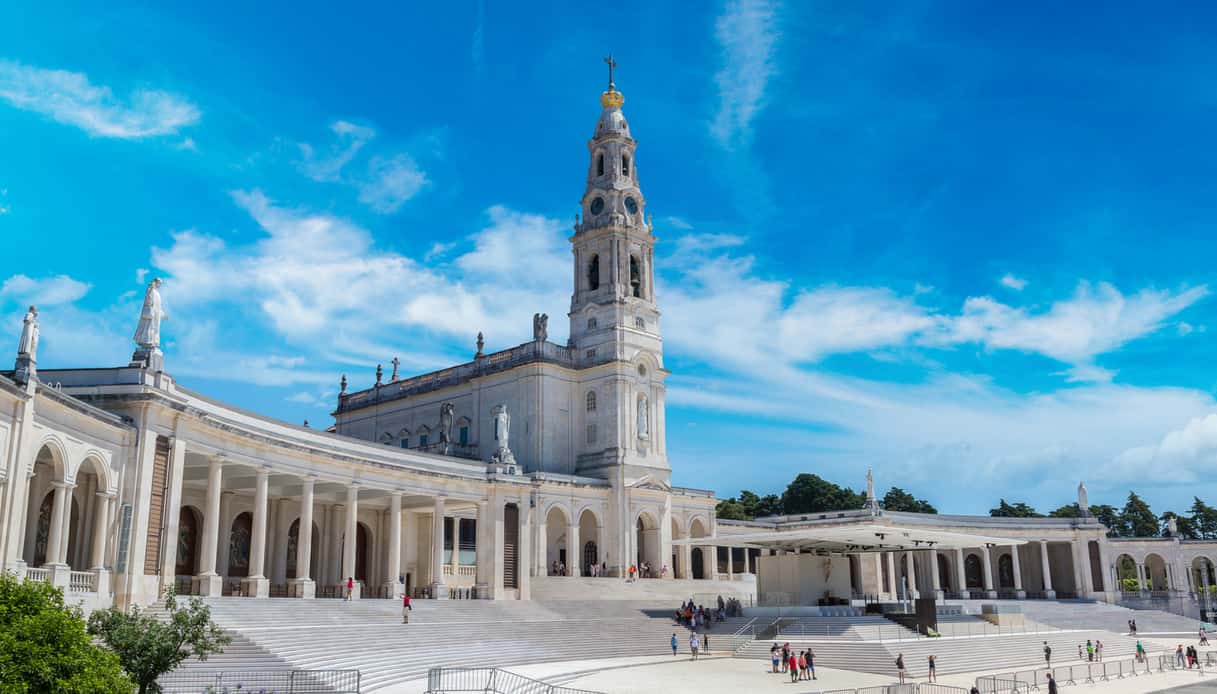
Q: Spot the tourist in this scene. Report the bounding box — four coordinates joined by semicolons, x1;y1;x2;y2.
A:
807;649;816;680
927;654;936;682
401;593;411;624
1095;639;1103;661
781;643;790;672
661;564;668;577
1131;619;1138;635
771;643;780;673
1086;639;1093;662
346;576;354;601
1077;643;1083;661
1136;640;1146;662
1188;645;1197;668
896;653;906;683
703;632;709;653
671;633;678;656
1200;627;1210;646
1043;641;1051;667
628;564;637;582
788;651;799;683
689;632;700;660
1176;644;1185;668
1046;673;1058;694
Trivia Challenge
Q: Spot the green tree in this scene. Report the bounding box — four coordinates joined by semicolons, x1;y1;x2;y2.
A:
1089;504;1123;536
1190;497;1217;539
780;473;866;514
0;573;131;693
88;591;230;694
715;498;749;520
1048;503;1081;518
879;487;937;514
989;499;1043;518
1159;510;1198;539
1120;492;1159;537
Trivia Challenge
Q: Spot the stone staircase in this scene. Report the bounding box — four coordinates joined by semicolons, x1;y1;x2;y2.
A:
531;575;754;602
946;598;1206;634
776;615;920;641
739;630;1147;678
192;597;695;691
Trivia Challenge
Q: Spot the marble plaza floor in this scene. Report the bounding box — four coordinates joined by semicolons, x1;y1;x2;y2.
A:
381;651;1217;693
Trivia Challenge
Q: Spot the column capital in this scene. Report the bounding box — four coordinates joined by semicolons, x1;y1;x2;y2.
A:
95;490;117;499
52;480;76;491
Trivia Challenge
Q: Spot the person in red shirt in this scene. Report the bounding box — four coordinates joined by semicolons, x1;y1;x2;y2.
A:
346;576;354;601
402;593;412;623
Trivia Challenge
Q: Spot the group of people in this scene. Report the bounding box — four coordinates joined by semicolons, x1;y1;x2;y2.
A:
674;596;733;629
1174;643;1203;668
1127;619;1138;635
769;643;816;681
1078;638;1104;661
672;632;709;659
548;560;613;576
627;561;667;580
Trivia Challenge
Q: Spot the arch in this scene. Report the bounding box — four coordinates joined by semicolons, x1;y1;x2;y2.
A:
634;510;660;576
998;553;1015;589
227;512;253;578
176;505;202;576
286;518;321;580
964;553;983;589
545;504;572;574
578;508;600;575
32;490;53;567
588;255;600;291
596;153;604;177
1115;553;1138;590
586;317;597;330
417;426;432;448
1192;556;1215;591
688;516;710;540
582;540;598;574
629;254;642;297
692;547;707;580
621;154;630;176
355;521;371;582
937;552;952;592
1144;553;1169;591
32;437;69;481
586;391;597;412
77;453;114;494
455;417;471;446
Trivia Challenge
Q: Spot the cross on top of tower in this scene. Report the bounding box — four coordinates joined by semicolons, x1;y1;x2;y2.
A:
604;54;617;90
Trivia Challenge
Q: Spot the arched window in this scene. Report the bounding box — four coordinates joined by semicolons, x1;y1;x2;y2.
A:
964;554;983;589
588;255;600;290
596;154;604;177
587;317;597;330
629;255;641;297
622;154;630;176
586;391;597;411
998;553;1015;588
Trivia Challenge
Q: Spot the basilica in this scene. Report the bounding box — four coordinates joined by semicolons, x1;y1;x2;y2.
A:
0;75;1214;618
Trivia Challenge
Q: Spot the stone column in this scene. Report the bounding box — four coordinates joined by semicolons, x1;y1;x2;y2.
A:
474;499;491;598
386;492;403;598
45;481;72;589
89;492;113;570
659;495;672;580
1011;545;1025;598
243;468;270;598
745;547;753;574
518;494;532;600
955;548;969;599
567;521;581;577
159;437;187;586
886;552;898;600
680;542;692;580
343;486;360;599
705;545;717;580
1039;541;1055;598
905;551;918;599
726;546;735;580
929;549;942;599
449;517;460;578
981;546;996;598
536;516;548;576
430;496;446;599
290;478;315;598
195;460;223;595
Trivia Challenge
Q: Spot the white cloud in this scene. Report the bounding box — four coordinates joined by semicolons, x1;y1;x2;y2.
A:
1000;273;1028;291
297;121;428;213
0;274;91;306
710;0;781;148
424;241;456;262
0;59;199;138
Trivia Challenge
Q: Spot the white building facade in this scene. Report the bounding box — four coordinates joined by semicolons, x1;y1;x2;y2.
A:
0;76;1213;618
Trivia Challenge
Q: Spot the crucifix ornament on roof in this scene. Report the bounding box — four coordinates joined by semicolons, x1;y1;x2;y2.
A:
604;54;617;89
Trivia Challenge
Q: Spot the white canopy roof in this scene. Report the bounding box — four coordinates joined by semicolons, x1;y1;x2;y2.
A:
673;523;1026;553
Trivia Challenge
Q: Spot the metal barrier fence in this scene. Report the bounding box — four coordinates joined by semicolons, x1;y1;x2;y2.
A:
974;651;1214;691
814;685;967;694
157;669;361;693
424;667;603;694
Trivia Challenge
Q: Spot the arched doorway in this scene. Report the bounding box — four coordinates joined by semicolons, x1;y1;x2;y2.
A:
176;506;201;576
355;522;370;582
964;554;983;589
583;541;598;575
998;554;1015;589
1116;554;1138;591
692;547;706;580
938;553;952;592
227;512;252;578
545;505;571;575
286;519;321;580
635;512;660;576
578;509;599;575
33;491;53;567
670;517;683;578
1144;553;1169;591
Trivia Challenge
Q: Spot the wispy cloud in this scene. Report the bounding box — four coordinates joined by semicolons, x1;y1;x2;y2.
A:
297;120;428;213
710;0;781;149
1000;273;1028;291
0;274;91;306
0;59;199;138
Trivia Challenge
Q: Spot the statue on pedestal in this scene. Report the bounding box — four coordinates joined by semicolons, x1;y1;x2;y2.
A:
532;313;548;342
13;305;39;384
1077;481;1090;518
491;404;516;470
130;278;168;369
439;403;454;444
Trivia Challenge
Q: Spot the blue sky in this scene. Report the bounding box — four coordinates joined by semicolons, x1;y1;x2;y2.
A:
2;2;1216;515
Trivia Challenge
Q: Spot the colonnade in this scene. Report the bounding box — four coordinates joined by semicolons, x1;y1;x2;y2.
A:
865;541;1092;601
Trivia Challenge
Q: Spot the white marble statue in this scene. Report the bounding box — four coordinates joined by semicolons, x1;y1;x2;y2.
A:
133;278;168;348
439;403;454;444
866;468;875;502
637;394;649;440
17;305;38;358
1077;481;1090;517
493;404;510;448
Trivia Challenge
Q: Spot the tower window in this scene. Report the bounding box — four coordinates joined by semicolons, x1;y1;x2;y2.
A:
420;434;428;447
587;317;597;330
630;255;642;298
588;255;600;290
400;438;409;449
459;426;468;446
587;423;597;445
597;154;604;177
622;155;630;176
635;317;645;329
586;391;597;412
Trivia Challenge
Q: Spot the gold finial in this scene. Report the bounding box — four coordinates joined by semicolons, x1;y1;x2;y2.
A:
600;54;624;108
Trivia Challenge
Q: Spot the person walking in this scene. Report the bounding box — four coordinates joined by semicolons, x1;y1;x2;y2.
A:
788;652;799;683
1096;639;1103;661
1043;641;1052;668
1077;643;1083;660
896;653;906;684
1086;639;1094;662
703;632;710;653
1047;673;1058;694
401;593;412;623
927;654;937;682
689;632;700;660
345;576;354;601
807;649;817;680
1200;627;1210;646
1136;640;1146;663
671;633;679;656
771;643;780;673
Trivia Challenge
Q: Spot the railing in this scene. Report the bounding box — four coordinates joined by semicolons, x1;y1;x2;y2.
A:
442;564;478;577
728;617;759;653
973;677;1030;693
68;570;96;592
23;567;50;583
975;652;1203;691
158;669;361;693
776;617;1054;642
816;685;968;694
424;667;602;693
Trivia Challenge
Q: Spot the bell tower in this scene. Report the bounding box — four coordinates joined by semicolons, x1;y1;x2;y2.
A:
569;57;668;483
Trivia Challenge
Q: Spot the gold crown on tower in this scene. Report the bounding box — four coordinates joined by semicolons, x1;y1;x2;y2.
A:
600;54;624;108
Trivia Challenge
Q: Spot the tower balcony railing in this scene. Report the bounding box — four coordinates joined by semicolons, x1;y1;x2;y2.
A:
416;441;480;461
